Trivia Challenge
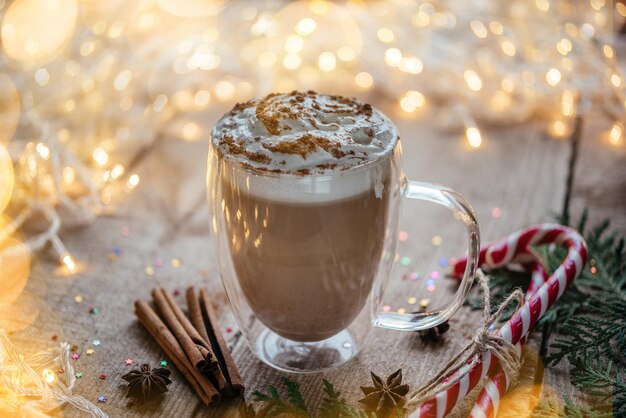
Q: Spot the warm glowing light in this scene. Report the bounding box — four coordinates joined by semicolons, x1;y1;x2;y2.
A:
110;164;124;180
194;90;211;107
385;48;402;67
411;12;430;27
490;90;512;110
377;27;395;43
0;74;21;144
114;70;132;92
35;68;50;86
92;147;109;166
489;21;503;35
501;78;514;93
610;74;621;88
501;40;516;56
42;368;56;384
548;119;571;138
257;50;277;67
295;18;317;36
284;35;304;53
466;126;482;148
283;54;301;70
156;0;224;19
470;20;487;39
535;0;549;11
580;23;595;40
464;70;483;91
309;0;329;15
602;45;614;59
182;122;201;141
399;57;423;74
127;173;140;189
355;72;373;89
399;90;425;113
337;46;355;62
546;68;562;86
318;51;336;72
556;38;572;55
62;254;76;271
610;123;622;145
617;3;626;17
1;0;78;65
63;166;75;184
215;80;235;99
561;91;576;117
0;144;14;214
36;143;50;160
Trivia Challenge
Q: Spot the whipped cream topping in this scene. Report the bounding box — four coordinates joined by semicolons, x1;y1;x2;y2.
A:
211;91;398;174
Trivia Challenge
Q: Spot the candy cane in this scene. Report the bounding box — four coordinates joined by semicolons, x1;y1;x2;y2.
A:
409;224;587;418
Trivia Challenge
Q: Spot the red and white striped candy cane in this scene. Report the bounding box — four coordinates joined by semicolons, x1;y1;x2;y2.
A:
409;224;587;418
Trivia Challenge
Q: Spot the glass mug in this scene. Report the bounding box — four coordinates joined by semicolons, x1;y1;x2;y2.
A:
207;116;479;373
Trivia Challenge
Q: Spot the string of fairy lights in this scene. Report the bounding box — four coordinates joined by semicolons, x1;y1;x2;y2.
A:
0;0;625;275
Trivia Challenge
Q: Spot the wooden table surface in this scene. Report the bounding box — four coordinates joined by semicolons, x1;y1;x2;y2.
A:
10;99;626;417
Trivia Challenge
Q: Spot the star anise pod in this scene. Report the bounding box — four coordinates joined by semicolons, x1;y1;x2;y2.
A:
122;364;172;400
359;369;409;418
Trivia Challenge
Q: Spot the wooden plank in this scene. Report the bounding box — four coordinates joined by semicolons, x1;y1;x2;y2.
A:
8;105;576;417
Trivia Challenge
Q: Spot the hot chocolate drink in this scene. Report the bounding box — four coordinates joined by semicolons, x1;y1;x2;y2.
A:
212;91;398;342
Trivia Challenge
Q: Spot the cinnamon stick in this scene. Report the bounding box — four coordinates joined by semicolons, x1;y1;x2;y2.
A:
153;288;230;394
151;288;217;374
134;300;220;405
187;287;211;343
198;288;245;395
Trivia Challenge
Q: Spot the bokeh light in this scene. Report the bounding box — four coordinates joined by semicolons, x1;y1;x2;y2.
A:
1;0;78;66
0;144;14;214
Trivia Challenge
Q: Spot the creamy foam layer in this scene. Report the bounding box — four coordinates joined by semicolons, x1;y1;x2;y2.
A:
211;91;398;203
211;91;397;174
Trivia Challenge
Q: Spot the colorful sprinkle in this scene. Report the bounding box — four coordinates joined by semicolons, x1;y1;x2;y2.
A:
427;284;436;292
99;374;107;380
398;231;409;242
121;226;130;236
92;340;101;346
72;353;80;360
75;372;83;378
439;257;449;267
172;289;180;297
491;207;502;218
409;271;420;281
154;258;164;267
86;348;95;355
407;297;417;305
171;258;182;268
420;298;431;308
426;279;436;286
397;308;407;314
225;327;233;334
71;345;78;352
124;358;134;365
89;307;99;315
382;305;392;312
145;266;154;276
112;246;122;256
74;295;83;303
590;266;598;274
430;271;440;279
159;360;168;367
431;235;442;246
97;396;107;403
108;253;118;262
400;256;411;266
393;253;400;262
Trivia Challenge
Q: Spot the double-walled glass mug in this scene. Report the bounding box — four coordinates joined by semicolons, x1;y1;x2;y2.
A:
207;92;479;373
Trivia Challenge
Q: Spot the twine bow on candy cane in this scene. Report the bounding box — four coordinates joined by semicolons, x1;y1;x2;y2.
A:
407;223;587;418
407;271;525;410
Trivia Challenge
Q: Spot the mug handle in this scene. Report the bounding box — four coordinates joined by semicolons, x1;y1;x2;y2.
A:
374;180;480;331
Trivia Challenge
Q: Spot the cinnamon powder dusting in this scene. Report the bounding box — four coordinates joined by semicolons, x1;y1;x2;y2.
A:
262;134;345;159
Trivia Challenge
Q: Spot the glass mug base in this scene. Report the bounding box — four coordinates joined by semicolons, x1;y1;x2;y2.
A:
255;328;359;373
